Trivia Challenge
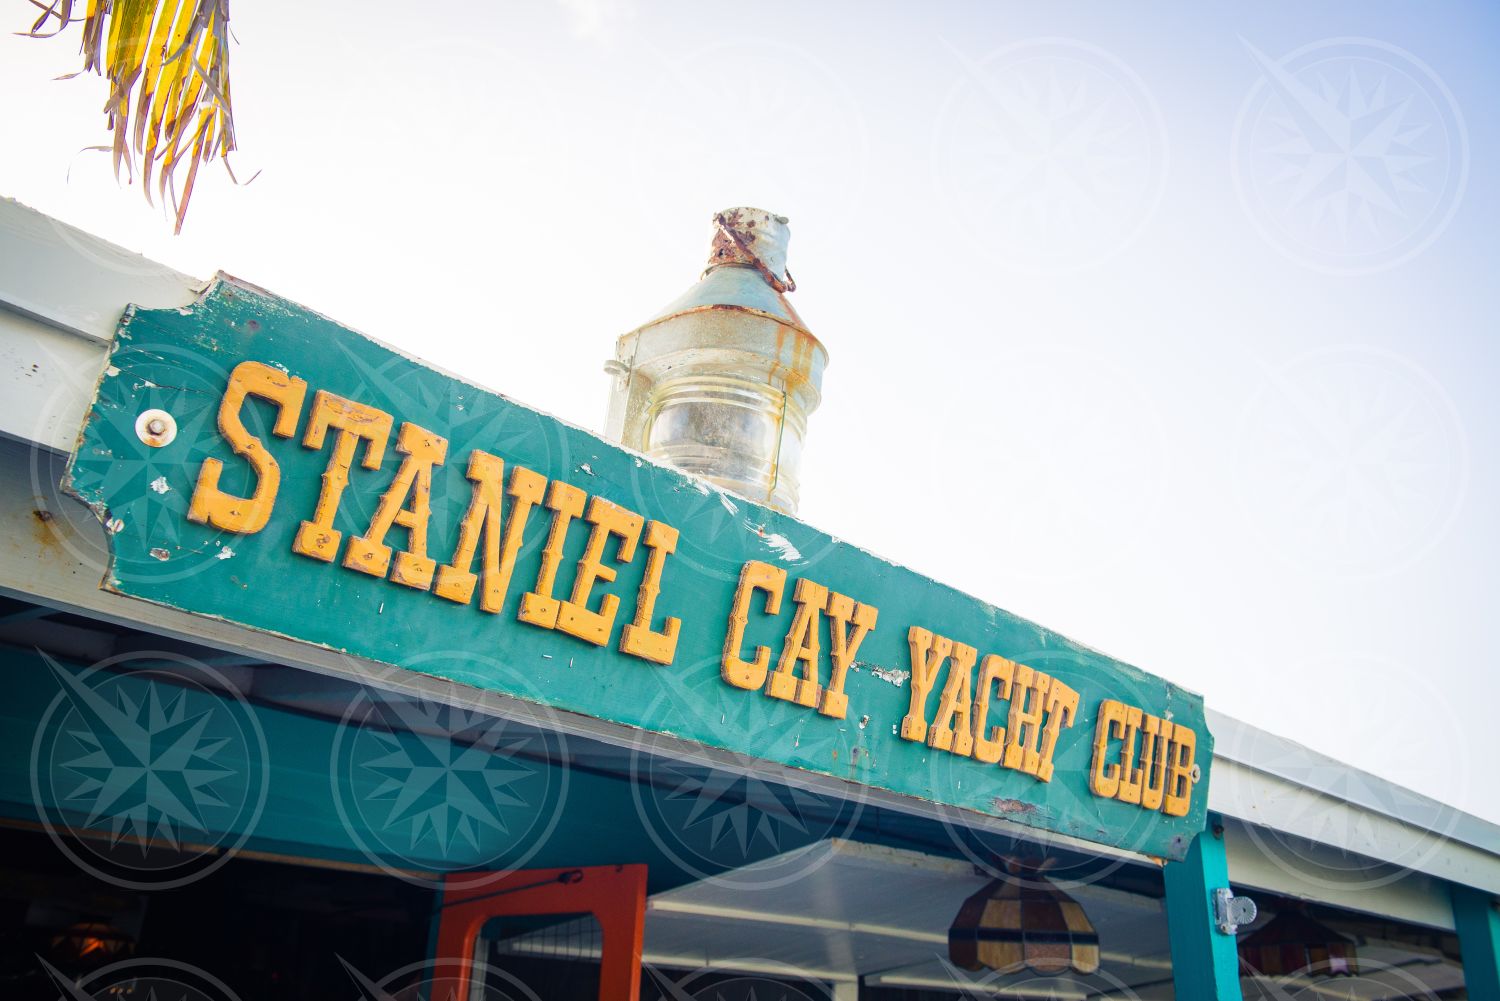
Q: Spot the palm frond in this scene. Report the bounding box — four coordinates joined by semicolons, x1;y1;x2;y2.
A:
23;0;241;233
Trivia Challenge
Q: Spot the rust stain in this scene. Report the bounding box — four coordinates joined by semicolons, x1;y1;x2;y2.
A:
770;324;788;390
30;508;63;557
707;207;795;292
785;329;816;391
992;798;1039;816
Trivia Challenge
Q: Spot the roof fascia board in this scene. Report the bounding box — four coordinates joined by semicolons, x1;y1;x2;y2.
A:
0;197;201;344
1222;817;1458;930
1208;708;1500;861
1210;754;1500;896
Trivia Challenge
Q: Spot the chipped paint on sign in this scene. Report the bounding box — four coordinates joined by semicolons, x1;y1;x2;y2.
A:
870;666;910;688
762;532;801;562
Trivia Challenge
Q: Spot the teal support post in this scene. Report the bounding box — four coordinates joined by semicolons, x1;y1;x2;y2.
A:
1453;883;1500;1001
1163;813;1244;1001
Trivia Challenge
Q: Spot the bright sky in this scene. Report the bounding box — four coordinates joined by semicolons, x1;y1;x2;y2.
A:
3;0;1497;829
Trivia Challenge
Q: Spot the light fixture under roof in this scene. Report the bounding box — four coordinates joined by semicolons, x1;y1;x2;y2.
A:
948;858;1102;977
1238;905;1358;977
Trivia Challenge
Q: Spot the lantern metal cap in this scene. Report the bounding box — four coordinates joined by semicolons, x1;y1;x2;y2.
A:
627;206;814;338
632;264;811;336
705;206;794;291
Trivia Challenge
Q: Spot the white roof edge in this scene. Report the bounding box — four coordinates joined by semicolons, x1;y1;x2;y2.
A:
0;196;203;343
1208;707;1500;859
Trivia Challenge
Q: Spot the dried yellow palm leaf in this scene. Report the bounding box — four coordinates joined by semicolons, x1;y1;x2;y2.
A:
22;0;244;233
139;1;198;198
22;0;76;40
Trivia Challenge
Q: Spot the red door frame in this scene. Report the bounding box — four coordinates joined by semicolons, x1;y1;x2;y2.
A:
431;864;647;1001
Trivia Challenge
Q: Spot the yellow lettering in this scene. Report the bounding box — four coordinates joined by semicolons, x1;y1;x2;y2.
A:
518;481;588;629
1035;678;1079;783
556;497;644;646
1138;716;1173;812
343;422;448;588
1090;700;1188;812
292;391;393;562
722;561;786;690
189;361;307;534
1115;705;1145;805
928;642;978;757
818;592;878;720
766;578;828;708
902;628;974;744
433;455;546;613
619;521;683;666
1090;699;1126;798
972;654;1015;765
1003;665;1052;777
1163;725;1197;817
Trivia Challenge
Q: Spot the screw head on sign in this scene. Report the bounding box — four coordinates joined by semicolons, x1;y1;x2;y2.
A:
134;409;178;448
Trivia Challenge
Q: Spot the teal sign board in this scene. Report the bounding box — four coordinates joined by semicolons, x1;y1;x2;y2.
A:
67;277;1211;860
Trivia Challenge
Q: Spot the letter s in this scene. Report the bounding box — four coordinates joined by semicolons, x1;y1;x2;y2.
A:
187;361;307;533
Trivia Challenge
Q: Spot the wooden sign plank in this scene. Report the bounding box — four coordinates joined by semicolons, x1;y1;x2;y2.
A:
66;276;1212;860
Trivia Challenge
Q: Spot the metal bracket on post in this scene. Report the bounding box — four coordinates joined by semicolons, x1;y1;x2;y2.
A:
1213;887;1258;935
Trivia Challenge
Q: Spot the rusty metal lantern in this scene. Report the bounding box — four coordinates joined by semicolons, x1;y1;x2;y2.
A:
948;861;1101;976
603;207;827;515
1238;906;1359;977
